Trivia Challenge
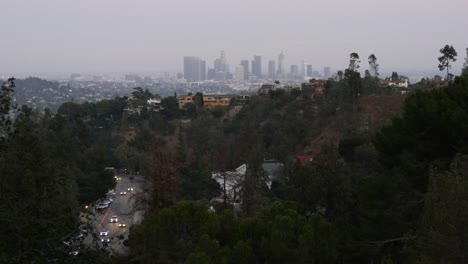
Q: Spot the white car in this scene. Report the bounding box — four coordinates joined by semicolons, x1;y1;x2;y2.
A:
110;216;118;223
99;230;109;236
120;191;127;196
118;223;126;228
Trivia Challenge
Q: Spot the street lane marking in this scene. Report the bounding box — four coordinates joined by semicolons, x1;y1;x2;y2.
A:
97;207;111;230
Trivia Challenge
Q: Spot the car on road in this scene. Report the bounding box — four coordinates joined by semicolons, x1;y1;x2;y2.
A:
100;237;110;244
101;199;112;205
129;176;134;180
99;230;109;236
69;250;79;256
110;216;118;223
95;203;109;209
118;223;126;228
120;191;127;196
127;187;134;192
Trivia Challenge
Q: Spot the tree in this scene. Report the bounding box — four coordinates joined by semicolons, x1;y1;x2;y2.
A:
462;48;468;76
0;106;80;262
348;52;360;72
391;72;399;81
368;54;379;77
337;70;344;81
0;78;17;153
345;53;362;107
438;44;457;81
364;70;371;78
415;155;468;263
144;148;178;210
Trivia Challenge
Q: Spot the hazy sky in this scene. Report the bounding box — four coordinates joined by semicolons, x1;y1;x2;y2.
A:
1;0;468;76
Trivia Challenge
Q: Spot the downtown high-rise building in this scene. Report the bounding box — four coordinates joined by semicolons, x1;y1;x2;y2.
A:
214;50;229;73
235;65;245;81
324;66;331;79
252;55;262;77
300;60;306;77
240;60;250;80
201;60;206;81
184;56;205;82
268;60;276;78
277;51;285;76
307;65;313;77
290;64;299;76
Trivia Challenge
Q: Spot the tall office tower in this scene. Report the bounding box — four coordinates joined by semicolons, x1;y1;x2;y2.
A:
307;65;313;77
300;60;306;77
215;71;227;81
235;65;245;81
214;50;229;73
268;60;276;78
252;55;262;77
324;66;331;79
207;68;216;80
277;51;285;76
200;60;206;81
183;56;202;82
291;65;299;76
240;60;250;80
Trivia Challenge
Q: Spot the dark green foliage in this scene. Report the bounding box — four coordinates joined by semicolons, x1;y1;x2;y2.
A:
413;155;468;263
184;103;198;119
128;201;337;264
0;78;17;153
161;96;180;119
179;168;220;201
0;106;79;262
438;44;458;81
375;75;468;190
368;54;379;77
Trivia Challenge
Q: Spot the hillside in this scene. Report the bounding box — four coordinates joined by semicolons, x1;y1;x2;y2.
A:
306;94;407;154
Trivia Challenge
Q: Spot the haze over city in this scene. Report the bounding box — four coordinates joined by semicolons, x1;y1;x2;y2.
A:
2;0;468;77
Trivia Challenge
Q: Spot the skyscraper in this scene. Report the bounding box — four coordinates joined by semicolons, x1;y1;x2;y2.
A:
291;65;299;76
214;50;229;73
324;66;331;79
307;65;313;77
183;56;202;82
277;52;285;76
235;65;245;81
300;60;306;77
240;60;249;80
268;60;276;78
200;60;206;81
252;55;262;77
207;68;216;80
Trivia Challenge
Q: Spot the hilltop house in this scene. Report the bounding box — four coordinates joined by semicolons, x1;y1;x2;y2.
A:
211;164;247;210
203;94;236;108
178;93;195;109
257;84;276;96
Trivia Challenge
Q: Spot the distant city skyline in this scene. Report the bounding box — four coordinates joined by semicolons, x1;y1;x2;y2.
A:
1;0;467;76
